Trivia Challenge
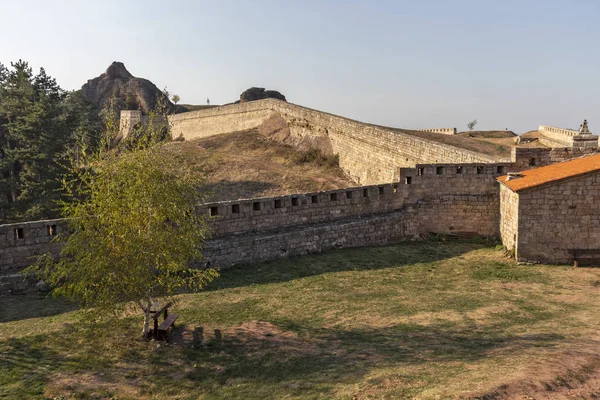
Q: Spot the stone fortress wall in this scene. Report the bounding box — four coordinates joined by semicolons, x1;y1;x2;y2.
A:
3;101;599;294
416;128;457;135
539;122;598;149
169;99;501;185
119;110;167;139
0;161;512;287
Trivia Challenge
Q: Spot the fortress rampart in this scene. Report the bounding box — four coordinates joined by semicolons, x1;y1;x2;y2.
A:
0;161;510;287
169;100;502;185
416;128;457;135
538;125;579;146
538;124;598;148
4;103;599;294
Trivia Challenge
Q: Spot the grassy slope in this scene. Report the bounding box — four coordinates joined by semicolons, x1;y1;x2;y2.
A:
161;130;356;202
3;240;600;399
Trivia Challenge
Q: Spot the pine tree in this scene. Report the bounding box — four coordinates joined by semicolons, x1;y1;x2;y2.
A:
0;60;93;222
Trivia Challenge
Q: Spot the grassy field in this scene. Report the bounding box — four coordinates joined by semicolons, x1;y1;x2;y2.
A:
3;240;600;399
161;129;356;202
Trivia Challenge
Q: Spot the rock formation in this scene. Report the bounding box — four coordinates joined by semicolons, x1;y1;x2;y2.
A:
237;87;286;103
80;61;174;113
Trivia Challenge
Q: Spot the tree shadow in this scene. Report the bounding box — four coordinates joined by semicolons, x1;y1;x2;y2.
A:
0;293;77;323
0;316;567;399
176;320;565;397
205;239;495;292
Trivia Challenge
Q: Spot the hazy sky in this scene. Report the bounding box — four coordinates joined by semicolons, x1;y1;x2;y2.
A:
1;0;598;133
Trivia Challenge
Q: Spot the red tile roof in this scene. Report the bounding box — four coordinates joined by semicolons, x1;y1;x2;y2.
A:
497;153;600;192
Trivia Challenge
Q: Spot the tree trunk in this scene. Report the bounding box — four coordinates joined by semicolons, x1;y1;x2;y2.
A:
142;297;152;337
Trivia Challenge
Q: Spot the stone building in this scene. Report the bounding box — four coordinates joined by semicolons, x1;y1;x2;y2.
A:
497;154;600;264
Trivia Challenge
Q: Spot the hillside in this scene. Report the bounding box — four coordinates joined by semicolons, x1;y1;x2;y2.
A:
161;129;357;202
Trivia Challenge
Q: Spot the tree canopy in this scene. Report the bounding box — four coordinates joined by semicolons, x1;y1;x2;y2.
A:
31;146;218;312
0;60;96;222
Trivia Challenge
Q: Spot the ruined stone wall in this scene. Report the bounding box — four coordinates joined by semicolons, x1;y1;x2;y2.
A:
515;172;600;264
169;99;501;185
499;184;519;253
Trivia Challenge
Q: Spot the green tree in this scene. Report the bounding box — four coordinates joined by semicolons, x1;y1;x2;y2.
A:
124;92;138;110
31;146;218;336
0;60;91;222
171;94;180;104
126;89;172;149
467;119;478;131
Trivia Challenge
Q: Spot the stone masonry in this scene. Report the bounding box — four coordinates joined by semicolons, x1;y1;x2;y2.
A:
3;103;599;295
500;172;600;264
169;99;502;185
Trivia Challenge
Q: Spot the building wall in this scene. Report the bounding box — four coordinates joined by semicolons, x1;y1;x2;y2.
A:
515;172;600;263
499;184;519;253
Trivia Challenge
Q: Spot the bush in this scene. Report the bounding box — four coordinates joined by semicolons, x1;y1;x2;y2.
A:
293;148;339;168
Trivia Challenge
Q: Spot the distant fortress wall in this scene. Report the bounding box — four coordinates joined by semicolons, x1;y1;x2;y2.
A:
168;102;274;141
169;99;501;185
538;125;579;147
538;124;598;149
416;128;457;135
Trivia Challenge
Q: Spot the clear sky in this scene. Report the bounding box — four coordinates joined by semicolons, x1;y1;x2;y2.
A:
1;0;598;133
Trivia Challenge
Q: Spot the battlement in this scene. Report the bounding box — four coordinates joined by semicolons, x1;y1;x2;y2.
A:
539;121;598;148
416;128;457;135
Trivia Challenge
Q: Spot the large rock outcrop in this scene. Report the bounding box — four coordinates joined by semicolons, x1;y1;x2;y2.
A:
81;61;174;113
237;87;286;103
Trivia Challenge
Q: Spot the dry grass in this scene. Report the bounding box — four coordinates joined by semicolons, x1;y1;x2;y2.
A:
4;240;600;399
391;128;514;158
160;129;356;202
